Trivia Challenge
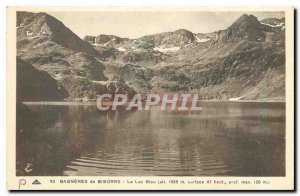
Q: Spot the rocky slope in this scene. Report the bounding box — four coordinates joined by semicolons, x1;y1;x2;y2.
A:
17;12;286;101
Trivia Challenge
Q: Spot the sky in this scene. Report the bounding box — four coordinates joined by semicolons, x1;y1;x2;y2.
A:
47;11;284;39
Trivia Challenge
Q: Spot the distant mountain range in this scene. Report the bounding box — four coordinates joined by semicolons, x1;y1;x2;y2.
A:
16;11;285;101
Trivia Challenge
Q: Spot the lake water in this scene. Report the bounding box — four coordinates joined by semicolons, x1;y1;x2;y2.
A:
16;102;285;176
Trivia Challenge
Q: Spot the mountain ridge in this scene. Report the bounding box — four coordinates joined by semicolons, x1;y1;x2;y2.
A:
16;12;286;101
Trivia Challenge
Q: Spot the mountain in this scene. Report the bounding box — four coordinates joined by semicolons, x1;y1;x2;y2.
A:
260;17;285;42
83;34;129;46
260;17;285;28
93;14;285;100
17;12;286;101
218;14;266;42
17;11;136;100
17;58;68;101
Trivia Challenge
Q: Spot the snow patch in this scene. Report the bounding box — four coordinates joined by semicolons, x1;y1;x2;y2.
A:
92;80;108;85
94;37;117;47
17;24;24;29
82;96;89;102
153;46;180;53
117;47;127;52
260;22;285;28
33;43;42;49
103;42;110;47
24;163;33;173
54;73;62;80
195;36;210;43
92;41;111;47
92;42;109;47
26;31;33;36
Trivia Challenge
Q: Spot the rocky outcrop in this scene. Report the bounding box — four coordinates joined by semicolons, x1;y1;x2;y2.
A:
16;12;286;101
83;34;129;46
260;17;285;27
139;29;195;48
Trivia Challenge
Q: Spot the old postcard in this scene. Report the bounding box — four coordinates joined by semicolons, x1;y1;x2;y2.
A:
6;7;294;190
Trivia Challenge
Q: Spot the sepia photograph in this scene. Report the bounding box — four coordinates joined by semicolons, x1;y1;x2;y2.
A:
6;7;294;190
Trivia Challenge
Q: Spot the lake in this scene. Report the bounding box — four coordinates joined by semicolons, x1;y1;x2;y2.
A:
16;102;285;176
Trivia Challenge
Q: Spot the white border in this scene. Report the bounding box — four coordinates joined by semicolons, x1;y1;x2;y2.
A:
1;0;298;195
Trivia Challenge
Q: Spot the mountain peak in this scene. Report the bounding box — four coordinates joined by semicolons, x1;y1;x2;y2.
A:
236;14;250;21
260;17;285;28
174;29;193;34
219;14;265;42
17;11;55;28
232;14;260;27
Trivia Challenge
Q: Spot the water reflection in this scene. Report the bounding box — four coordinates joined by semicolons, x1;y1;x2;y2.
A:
16;102;285;176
